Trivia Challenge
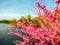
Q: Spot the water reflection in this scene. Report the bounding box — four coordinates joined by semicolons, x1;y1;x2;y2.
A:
0;24;23;45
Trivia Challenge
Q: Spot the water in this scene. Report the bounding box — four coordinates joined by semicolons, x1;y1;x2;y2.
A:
0;24;23;45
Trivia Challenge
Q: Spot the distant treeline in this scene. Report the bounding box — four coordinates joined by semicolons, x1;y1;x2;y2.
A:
0;19;16;24
0;15;32;24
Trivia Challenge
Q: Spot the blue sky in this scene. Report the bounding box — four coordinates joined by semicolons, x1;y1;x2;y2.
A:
0;0;55;20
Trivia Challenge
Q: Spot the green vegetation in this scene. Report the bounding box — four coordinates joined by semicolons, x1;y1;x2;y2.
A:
0;14;41;28
0;15;32;24
0;19;16;24
57;16;60;22
19;14;31;22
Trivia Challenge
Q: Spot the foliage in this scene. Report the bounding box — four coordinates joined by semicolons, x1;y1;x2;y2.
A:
0;19;16;24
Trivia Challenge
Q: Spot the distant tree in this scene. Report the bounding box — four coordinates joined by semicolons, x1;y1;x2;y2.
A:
10;19;16;24
26;14;31;21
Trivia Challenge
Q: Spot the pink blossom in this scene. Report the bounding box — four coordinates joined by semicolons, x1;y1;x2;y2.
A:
9;0;60;45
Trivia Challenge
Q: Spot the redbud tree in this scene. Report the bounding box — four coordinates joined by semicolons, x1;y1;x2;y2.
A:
9;0;60;45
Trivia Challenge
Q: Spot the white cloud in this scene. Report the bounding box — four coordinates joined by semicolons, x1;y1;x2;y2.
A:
0;9;16;13
0;9;37;20
0;9;23;20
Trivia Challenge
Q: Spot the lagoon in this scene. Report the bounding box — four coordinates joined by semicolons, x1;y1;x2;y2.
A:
0;24;23;45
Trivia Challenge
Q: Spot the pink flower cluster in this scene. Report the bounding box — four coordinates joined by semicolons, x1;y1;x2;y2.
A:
9;0;60;45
